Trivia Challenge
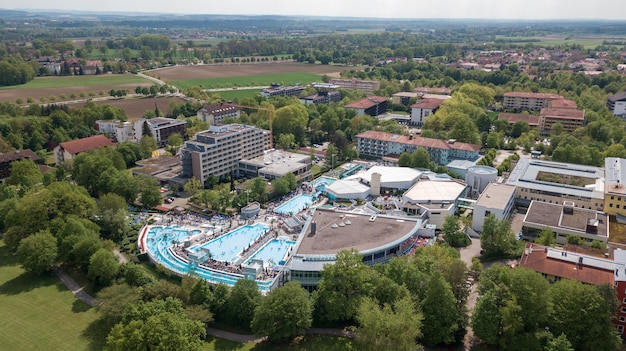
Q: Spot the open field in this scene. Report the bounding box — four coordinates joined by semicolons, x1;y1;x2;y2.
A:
174;72;326;90
153;62;357;81
74;96;187;120
494;35;620;49
0;240;105;351
0;75;152;104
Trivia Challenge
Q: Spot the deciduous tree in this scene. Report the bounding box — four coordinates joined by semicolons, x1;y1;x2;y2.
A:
17;230;58;274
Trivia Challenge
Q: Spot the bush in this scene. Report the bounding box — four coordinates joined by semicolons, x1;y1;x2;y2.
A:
591;240;606;250
566;235;583;245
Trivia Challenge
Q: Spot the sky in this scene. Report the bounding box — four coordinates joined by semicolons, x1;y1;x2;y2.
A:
9;0;626;20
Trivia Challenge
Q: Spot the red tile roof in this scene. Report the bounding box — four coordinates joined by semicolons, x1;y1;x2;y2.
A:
540;108;585;120
356;130;481;152
519;243;614;285
59;135;114;155
497;113;540;126
548;99;578;109
410;98;444;110
345;96;388;109
504;91;564;100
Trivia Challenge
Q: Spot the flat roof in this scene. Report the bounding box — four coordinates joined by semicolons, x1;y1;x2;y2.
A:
345;166;422;187
296;209;420;256
475;183;516;209
524;201;608;237
403;178;467;203
506;158;605;200
326;179;370;196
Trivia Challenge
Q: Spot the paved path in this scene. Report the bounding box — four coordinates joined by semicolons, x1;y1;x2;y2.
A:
458;238;482;350
53;266;99;307
113;249;129;264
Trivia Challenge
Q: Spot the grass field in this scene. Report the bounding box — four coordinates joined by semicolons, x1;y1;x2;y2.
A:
217;89;262;101
0;74;150;90
174;72;323;90
493;35;615;49
0;240;105;351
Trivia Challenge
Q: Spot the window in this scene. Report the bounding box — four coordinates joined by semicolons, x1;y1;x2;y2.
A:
623;297;626;304
621;307;626;314
621;316;626;323
619;325;624;334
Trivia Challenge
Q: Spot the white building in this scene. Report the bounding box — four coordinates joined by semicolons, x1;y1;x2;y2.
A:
409;98;445;126
472;183;516;232
96;118;186;147
344;166;423;192
196;102;241;125
607;92;626;118
238;150;311;181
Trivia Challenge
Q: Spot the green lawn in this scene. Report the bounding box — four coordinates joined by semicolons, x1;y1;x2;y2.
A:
174;72;322;90
0;74;150;90
0;240;106;351
202;335;355;351
217;89;262;101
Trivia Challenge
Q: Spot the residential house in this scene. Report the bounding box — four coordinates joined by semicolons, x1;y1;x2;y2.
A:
54;135;114;165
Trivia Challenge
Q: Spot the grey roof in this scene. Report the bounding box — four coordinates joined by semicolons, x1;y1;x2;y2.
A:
608;92;626;103
506;158;605;200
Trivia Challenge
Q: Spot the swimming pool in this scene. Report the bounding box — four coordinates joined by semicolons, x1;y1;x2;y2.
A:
143;224;276;291
275;194;314;215
309;176;336;191
189;223;269;262
247;238;296;266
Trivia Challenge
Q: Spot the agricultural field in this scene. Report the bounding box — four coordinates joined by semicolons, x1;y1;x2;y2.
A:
494;35;620;49
0;240;105;351
75;96;188;120
173;72;324;90
0;74;152;104
153;62;357;87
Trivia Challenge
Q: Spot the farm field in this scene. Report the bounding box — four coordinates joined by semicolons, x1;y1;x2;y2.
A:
0;240;105;351
174;72;325;90
153;62;357;81
75;96;187;120
0;75;152;103
493;35;620;49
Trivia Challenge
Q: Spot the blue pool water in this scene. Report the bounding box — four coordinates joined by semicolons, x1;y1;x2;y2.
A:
188;224;269;262
247;239;296;266
144;224;275;291
275;194;314;215
310;176;336;191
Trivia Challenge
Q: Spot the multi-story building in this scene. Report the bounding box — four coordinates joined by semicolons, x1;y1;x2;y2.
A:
604;157;626;219
497;113;541;129
300;91;341;105
505;158;605;210
96;117;186;147
0;149;41;180
412;87;452;95
196;102;241;125
539;107;585;135
356;130;481;165
238;150;311;182
180;124;270;183
607;92;626;118
471;183;516;232
329;78;380;93
502;92;564;110
519;243;626;336
259;84;305;98
410;98;444;126
345;96;388;117
391;92;420;105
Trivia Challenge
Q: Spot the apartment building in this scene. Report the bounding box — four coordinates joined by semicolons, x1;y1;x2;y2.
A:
300;91;342;105
196;102;241;125
54;135;114;165
96;117;186;147
356;130;481;165
345;96;388;116
410;98;444;126
503;92;564;110
539;107;585;135
329;78;380;93
604;157;626;219
180;124;270;183
607;92;626;118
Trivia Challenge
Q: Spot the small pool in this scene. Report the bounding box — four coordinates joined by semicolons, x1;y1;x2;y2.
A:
189;223;269;262
275;194;314;215
309;176;336;191
247;238;296;266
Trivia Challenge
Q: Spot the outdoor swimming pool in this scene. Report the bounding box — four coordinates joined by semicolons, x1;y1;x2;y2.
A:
309;176;336;191
247;238;296;266
275;194;314;215
189;223;269;262
143;224;276;291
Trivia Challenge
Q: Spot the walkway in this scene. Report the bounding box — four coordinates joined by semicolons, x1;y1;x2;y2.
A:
52;266;98;307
